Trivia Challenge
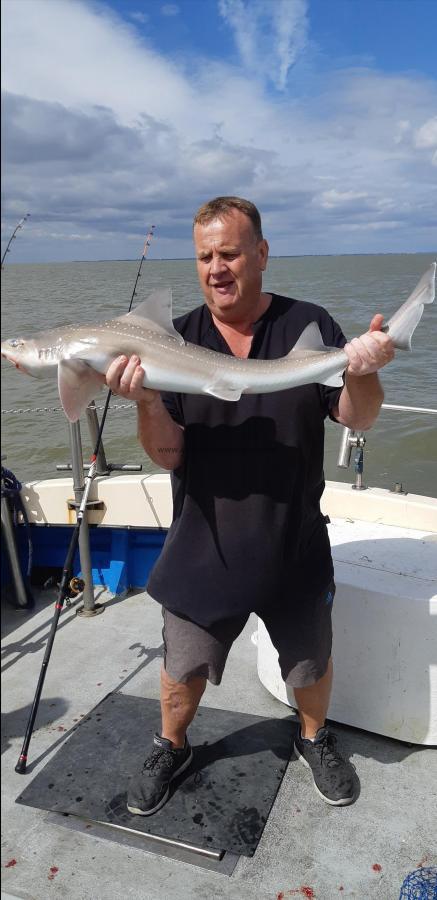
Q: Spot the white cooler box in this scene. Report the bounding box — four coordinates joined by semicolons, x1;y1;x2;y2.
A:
257;498;437;746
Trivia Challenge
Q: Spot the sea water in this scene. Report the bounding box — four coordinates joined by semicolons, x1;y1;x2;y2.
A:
1;253;436;497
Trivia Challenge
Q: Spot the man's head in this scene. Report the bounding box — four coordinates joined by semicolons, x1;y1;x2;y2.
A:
193;196;269;323
193;196;263;241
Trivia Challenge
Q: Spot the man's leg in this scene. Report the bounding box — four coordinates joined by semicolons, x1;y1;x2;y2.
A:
293;657;333;739
160;666;206;748
292;653;356;806
127;608;246;816
262;582;357;806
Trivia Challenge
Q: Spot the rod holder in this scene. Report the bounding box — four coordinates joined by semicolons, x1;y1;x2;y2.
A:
351;447;366;491
337;427;353;468
337;426;367;489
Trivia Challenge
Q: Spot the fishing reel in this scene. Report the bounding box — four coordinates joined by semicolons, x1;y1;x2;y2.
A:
69;576;85;596
43;574;85;607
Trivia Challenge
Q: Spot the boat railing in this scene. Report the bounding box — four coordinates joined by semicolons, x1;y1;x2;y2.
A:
337;402;437;491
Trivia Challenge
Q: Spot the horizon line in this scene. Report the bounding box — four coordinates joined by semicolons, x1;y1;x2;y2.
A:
2;250;436;266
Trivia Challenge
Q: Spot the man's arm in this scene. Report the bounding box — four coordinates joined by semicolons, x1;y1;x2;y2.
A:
105;355;184;470
332;314;394;430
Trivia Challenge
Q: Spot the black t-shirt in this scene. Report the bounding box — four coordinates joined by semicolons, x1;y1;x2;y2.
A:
147;293;347;627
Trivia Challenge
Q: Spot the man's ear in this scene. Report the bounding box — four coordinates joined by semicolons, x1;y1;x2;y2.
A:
259;239;269;271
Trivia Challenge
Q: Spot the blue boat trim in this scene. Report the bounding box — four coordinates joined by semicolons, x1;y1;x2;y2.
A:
2;523;168;596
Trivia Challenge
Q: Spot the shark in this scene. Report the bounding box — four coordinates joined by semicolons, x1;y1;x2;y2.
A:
1;263;435;423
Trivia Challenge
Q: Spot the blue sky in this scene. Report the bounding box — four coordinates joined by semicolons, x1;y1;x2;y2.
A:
1;0;436;261
105;0;437;80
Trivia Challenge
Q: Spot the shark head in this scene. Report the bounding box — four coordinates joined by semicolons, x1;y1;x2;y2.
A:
1;336;40;374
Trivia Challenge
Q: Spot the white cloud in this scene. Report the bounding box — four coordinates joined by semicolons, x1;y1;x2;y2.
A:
414;116;437;148
1;0;195;133
161;3;179;15
1;0;436;260
394;119;410;145
317;190;369;210
271;0;309;89
130;11;149;25
336;221;403;232
218;0;308;90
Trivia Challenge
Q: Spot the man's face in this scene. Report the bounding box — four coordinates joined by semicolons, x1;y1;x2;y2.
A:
194;209;269;322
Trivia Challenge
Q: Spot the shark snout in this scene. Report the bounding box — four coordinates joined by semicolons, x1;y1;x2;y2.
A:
1;346;27;373
2;354;27;373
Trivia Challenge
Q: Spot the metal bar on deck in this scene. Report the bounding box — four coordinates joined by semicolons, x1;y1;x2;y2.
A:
93;818;224;860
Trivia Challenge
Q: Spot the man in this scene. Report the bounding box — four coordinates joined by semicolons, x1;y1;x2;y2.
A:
105;197;394;816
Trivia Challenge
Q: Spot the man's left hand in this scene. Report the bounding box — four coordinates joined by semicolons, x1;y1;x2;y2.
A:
344;313;395;377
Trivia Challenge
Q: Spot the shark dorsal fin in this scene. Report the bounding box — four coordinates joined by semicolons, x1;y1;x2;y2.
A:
289;322;344;386
118;288;184;344
291;321;329;352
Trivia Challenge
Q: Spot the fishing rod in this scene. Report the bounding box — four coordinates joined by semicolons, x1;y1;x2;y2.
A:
90;224;156;433
1;214;31;268
15;225;156;774
131;225;155;309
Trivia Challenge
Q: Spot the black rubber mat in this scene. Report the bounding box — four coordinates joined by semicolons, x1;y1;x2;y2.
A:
16;693;294;857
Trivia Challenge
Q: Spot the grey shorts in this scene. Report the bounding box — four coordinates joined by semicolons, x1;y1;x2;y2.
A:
162;580;335;689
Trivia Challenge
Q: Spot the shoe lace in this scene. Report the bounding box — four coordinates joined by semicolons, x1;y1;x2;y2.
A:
318;732;343;768
142;747;175;773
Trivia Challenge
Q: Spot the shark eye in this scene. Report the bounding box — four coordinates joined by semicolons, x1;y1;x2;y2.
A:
8;339;24;348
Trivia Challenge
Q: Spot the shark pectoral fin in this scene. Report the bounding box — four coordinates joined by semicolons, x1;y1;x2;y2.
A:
58;360;104;422
204;382;243;401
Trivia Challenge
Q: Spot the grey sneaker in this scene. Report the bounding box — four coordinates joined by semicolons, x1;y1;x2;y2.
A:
127;733;193;816
294;726;357;806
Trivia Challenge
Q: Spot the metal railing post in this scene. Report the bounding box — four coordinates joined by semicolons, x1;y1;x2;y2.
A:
335;405;437;493
1;467;32;609
68;421;97;613
85;402;109;475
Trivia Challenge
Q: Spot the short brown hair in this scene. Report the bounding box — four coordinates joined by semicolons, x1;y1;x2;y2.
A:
193;196;263;240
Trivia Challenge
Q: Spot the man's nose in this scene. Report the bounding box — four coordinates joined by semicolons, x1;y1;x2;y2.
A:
209;253;226;275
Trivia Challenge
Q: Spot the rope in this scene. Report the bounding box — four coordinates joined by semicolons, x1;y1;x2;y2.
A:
3;402;436;416
1;465;33;578
1;403;135;415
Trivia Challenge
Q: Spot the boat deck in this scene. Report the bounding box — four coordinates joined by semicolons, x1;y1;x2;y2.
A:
2;580;436;900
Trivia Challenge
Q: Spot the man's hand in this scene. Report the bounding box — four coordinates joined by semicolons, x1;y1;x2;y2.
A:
106;355;184;470
344;314;395;377
105;355;160;406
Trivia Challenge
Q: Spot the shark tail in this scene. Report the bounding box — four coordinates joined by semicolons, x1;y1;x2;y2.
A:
383;262;435;351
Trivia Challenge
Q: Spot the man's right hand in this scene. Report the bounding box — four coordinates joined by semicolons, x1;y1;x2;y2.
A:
105;355;160;406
